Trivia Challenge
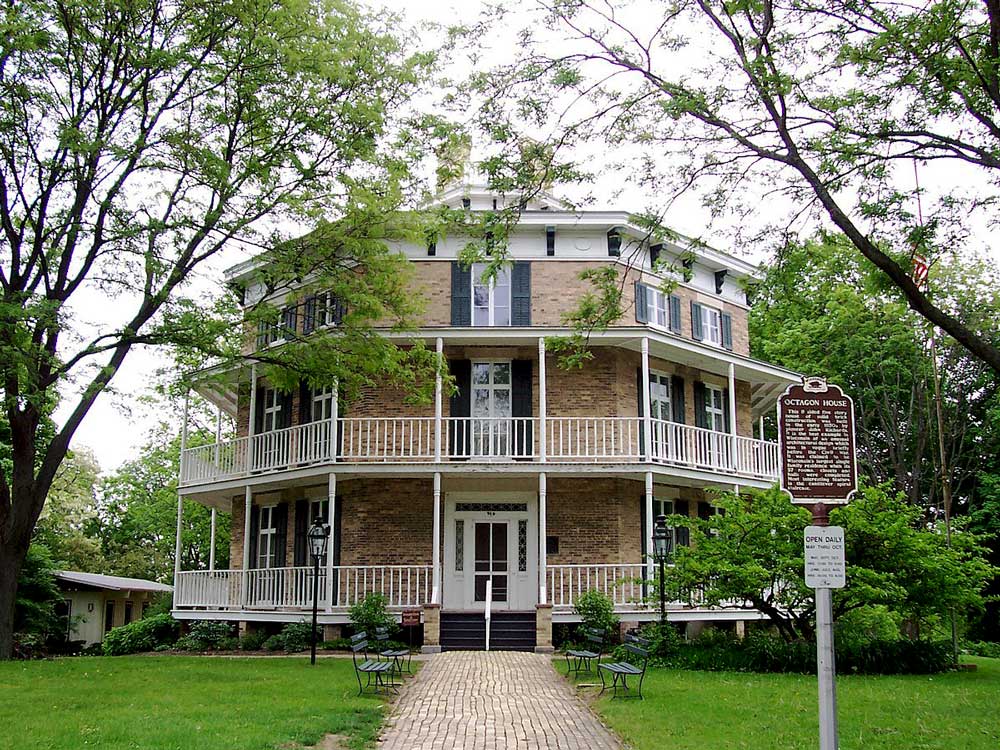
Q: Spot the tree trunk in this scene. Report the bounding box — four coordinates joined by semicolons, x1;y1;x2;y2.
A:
0;540;29;660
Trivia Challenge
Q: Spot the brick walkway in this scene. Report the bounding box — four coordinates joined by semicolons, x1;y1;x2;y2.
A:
378;651;620;749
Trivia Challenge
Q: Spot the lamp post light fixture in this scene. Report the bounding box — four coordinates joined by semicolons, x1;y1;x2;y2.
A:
652;514;673;631
307;519;330;665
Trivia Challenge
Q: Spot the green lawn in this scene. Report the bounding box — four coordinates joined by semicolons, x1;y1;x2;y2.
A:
0;656;388;750
559;657;1000;750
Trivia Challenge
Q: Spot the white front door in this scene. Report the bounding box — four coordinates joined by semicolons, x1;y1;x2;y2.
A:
443;493;537;611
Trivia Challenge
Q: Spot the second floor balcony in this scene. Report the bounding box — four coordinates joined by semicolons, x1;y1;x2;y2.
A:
179;415;779;488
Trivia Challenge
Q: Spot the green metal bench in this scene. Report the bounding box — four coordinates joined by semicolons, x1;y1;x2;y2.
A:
350;632;394;696
598;635;650;699
375;626;413;684
565;627;606;676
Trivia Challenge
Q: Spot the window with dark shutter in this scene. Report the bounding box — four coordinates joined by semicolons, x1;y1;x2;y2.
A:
273;504;288;567
721;312;733;350
675;500;690;547
690;302;704;340
693;382;708;429
511;360;533;458
448;359;472;457
671;375;686;424
669;295;682;333
511;262;531;326
293;499;308;566
635;281;649;324
451;262;472;326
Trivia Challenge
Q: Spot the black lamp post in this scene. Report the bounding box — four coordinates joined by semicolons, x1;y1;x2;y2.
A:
652;514;673;631
307;519;330;665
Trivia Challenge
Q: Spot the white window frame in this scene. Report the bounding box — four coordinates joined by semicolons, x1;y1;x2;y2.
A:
470;360;513;456
703;305;722;347
648;370;672;421
705;385;726;433
261;388;282;433
646;288;670;330
310;386;335;423
471;263;511;327
308;498;330;565
312;291;340;329
257;505;278;569
652;497;679;550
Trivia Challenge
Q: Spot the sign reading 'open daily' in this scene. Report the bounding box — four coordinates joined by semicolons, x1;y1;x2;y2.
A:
778;377;858;505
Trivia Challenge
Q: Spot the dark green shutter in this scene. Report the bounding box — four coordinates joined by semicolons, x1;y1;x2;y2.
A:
635;282;649;323
299;381;312;425
448;359;472;456
273;504;288;567
293;500;308;566
253;386;265;433
669;294;682;333
721;312;733;350
451;262;471;326
511;359;533;457
511;261;531;326
302;297;316;333
691;302;704;340
279;391;293;429
723;389;732;433
248;505;260;568
693;382;708;428
671;375;685;424
675;500;690;546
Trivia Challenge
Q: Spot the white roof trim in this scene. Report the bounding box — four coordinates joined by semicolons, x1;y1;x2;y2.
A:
55;570;173;593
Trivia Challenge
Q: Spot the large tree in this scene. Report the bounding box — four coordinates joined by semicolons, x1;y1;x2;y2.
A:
468;0;1000;373
0;0;448;657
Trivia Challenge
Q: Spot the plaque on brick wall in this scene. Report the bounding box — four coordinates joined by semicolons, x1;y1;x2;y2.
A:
778;377;857;505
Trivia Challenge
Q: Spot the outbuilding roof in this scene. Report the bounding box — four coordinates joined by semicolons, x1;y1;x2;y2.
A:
54;570;173;593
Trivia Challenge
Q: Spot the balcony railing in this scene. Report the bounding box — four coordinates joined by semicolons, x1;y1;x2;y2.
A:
179;416;779;486
174;565;433;610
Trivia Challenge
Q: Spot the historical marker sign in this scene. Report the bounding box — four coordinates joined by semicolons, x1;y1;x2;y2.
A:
804;526;846;589
401;609;421;627
778;377;857;505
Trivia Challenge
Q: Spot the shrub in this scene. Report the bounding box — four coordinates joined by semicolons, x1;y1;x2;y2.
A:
278;622;313;652
187;620;234;650
963;640;1000;659
173;635;205;652
573;590;619;639
103;614;180;656
263;634;284;651
349;593;397;637
217;636;239;651
240;630;269;651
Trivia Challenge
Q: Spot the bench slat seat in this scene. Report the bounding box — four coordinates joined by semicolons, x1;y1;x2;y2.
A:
351;633;396;696
565;628;607;676
598;636;650;699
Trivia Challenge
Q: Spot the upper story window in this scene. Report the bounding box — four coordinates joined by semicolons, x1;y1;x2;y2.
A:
310;386;336;422
261;388;284;433
472;263;511;326
303;292;344;333
634;282;681;334
257;305;297;348
257;505;278;569
705;385;726;432
451;261;531;327
691;302;733;350
649;372;672;421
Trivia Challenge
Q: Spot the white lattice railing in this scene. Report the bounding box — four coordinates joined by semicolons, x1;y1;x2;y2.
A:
174;565;433;610
178;416;780;486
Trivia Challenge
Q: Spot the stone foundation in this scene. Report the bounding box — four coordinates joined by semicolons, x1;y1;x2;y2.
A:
535;603;553;653
422;603;442;653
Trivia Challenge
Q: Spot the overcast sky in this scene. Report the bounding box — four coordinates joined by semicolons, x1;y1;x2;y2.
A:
59;0;1000;474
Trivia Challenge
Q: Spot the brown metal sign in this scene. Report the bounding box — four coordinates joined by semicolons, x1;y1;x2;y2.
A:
401;609;421;627
778;377;858;505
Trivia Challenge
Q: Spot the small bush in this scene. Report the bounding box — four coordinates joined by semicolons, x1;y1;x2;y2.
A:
173;635;204;652
963;641;1000;659
573;590;619;639
320;638;353;651
217;636;240;651
103;614;180;656
349;594;397;637
240;630;269;651
263;634;284;652
187;620;234;649
279;622;313;652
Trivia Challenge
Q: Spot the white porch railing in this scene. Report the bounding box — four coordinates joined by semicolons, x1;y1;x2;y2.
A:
174;565;432;610
179;416;780;486
547;563;648;609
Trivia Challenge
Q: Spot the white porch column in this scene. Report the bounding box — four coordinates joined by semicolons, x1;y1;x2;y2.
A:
213;407;222;477
326;473;337;610
174;390;190;579
644;471;654;581
248;364;258;474
641;337;652;460
242;485;252;607
538;338;547;462
759;415;765;441
728;363;738;471
432;472;442;604
329;381;339;463
435;337;443;462
209;508;217;571
538;472;547;603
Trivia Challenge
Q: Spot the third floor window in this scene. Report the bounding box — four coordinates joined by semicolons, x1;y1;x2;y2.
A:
472;263;511;326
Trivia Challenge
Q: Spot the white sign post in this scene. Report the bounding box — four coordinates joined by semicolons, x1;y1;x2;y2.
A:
779;377;857;750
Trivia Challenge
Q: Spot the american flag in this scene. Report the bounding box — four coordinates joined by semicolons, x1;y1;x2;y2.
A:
912;253;929;289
